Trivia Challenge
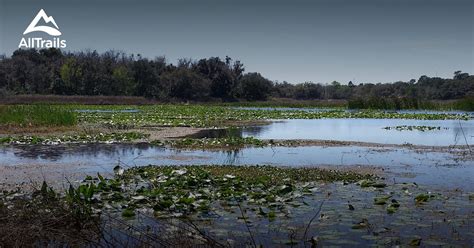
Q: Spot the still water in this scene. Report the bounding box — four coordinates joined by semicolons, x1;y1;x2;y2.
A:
193;119;474;146
1;143;472;190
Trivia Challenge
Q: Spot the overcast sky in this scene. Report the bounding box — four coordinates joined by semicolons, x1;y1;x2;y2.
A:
0;0;472;84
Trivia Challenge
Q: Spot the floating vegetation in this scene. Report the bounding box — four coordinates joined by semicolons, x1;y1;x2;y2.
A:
383;125;447;132
73;105;470;128
359;179;387;188
2;104;468;129
74;165;375;220
0;132;148;145
1;167;472;246
387;199;401;214
414;193;436;204
151;137;265;149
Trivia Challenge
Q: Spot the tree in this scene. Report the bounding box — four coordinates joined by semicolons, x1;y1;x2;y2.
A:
454;70;469;80
293;82;323;99
111;66;135;95
132;58;160;98
238;73;273;101
193;57;240;100
58;57;82;95
161;69;211;101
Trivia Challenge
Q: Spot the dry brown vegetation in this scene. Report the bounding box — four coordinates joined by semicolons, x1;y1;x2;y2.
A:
0;95;159;105
0;189;100;246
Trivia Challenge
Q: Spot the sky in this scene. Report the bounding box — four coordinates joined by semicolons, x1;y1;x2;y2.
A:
0;0;472;84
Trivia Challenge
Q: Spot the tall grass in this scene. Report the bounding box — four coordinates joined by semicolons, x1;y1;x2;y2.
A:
348;97;431;110
218;98;347;108
348;97;474;111
453;96;474;111
0;105;77;127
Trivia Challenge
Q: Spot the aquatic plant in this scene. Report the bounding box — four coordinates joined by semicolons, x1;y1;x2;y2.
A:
73;104;470;128
151;137;265;149
72;165;375;221
0;132;148;145
1;168;472;246
383;125;447;132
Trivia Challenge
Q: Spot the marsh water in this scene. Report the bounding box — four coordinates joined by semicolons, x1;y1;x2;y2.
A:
192;118;474;146
1;114;473;246
1;142;473;191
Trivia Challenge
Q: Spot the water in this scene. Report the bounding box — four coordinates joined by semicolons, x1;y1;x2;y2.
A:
1;143;472;190
191;119;474;146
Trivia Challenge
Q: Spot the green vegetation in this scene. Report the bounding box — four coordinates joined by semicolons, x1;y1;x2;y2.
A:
0;132;148;145
359;179;387;188
348;97;436;110
453;96;474;111
0;105;77;127
414;193;435;204
218;99;347;108
152;137;265;149
1;166;472;246
75;105;469;128
0;103;470;130
383;125;446;132
1;49;472;105
349;96;474;111
77;165;374;219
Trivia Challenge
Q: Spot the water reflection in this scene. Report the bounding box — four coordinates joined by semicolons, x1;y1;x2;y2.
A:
1;143;472;190
190;119;474;146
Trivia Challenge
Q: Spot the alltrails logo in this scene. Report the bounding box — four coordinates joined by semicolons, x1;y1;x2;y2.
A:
18;9;67;49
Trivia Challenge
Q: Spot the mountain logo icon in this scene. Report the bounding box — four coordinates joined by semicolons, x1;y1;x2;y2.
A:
23;9;62;36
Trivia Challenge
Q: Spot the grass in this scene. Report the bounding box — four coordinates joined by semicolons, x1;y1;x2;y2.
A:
217;98;347;108
348;97;474;111
0;105;77;127
453;96;474;111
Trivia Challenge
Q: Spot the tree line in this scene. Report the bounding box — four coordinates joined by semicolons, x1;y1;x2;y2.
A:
0;48;472;102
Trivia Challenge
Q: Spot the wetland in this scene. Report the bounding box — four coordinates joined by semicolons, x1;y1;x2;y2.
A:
0;104;473;247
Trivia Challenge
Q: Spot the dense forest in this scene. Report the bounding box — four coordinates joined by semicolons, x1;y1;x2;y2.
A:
0;49;473;104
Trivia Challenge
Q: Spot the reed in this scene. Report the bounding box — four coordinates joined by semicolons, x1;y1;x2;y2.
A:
0;104;77;127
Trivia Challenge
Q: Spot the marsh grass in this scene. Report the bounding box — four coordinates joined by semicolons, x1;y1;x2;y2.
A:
453;96;474;111
0;105;77;127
